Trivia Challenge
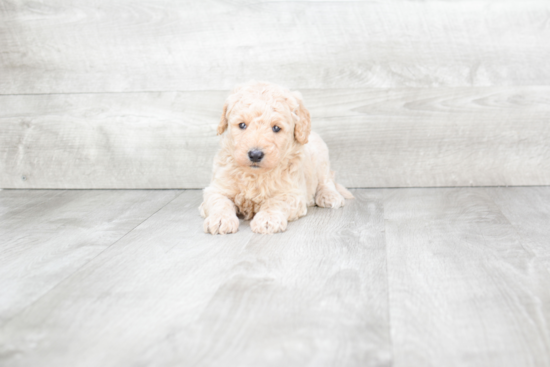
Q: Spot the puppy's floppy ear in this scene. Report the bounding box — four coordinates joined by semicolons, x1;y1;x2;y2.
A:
217;102;228;135
291;91;311;144
217;84;246;135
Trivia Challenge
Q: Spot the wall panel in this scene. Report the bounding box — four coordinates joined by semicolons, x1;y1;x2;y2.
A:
1;87;548;188
0;0;549;94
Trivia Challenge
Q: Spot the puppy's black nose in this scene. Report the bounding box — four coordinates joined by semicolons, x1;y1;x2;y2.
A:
248;149;264;162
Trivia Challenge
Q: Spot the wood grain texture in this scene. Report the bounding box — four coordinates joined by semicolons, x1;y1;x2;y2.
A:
0;189;180;325
1;188;550;365
486;187;550;273
1;87;549;188
1;0;549;93
384;188;550;367
0;91;226;189
0;189;391;367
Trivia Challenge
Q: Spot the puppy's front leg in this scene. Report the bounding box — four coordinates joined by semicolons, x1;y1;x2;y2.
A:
200;190;239;235
251;196;306;234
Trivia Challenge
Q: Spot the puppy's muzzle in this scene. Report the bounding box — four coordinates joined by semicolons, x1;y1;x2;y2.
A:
248;149;264;163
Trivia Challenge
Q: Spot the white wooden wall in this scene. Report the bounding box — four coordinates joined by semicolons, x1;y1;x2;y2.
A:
1;0;549;188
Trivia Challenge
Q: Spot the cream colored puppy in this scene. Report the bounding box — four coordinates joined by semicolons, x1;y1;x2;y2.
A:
200;81;353;235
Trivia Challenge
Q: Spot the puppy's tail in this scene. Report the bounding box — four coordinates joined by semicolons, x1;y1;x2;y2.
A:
336;183;354;199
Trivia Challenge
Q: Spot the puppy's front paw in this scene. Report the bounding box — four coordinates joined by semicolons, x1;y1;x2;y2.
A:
315;188;345;209
250;211;288;234
203;212;239;235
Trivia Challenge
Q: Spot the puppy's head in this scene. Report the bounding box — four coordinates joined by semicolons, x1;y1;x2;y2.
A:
217;81;311;170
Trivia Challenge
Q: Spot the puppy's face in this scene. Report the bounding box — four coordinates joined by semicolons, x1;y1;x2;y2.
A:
228;100;293;170
217;82;311;171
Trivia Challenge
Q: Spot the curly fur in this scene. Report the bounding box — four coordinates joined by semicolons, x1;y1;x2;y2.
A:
200;81;353;235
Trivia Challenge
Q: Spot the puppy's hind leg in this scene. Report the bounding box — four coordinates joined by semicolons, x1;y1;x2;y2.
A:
335;182;354;199
315;171;353;209
315;181;345;209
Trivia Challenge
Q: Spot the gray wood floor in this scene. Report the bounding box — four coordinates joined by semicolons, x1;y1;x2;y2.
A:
0;188;549;367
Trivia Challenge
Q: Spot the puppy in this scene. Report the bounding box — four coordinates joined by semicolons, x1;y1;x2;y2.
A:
199;81;353;235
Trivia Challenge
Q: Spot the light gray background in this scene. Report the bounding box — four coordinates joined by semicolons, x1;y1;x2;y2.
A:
1;0;549;188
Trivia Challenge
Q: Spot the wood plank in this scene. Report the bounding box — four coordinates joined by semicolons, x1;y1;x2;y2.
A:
384;188;550;367
1;0;549;94
0;189;180;324
0;189;391;367
0;190;64;217
486;187;550;273
0;91;227;188
0;91;225;189
1;87;549;188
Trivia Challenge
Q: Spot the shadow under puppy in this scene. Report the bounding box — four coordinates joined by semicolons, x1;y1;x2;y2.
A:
200;81;353;235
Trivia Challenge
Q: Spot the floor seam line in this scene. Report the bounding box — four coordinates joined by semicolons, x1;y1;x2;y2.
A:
381;189;396;367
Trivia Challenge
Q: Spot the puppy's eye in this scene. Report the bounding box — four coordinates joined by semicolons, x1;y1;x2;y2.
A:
272;125;281;133
239;123;247;130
